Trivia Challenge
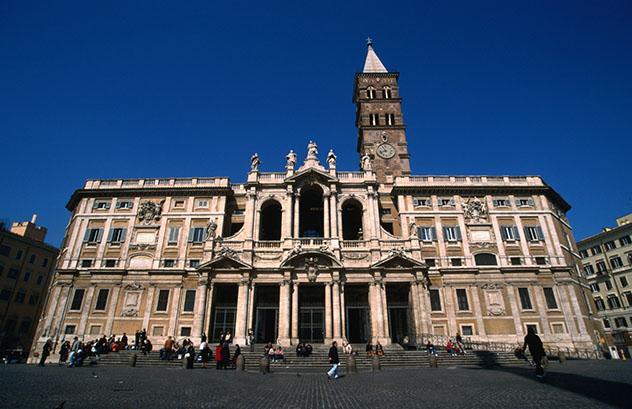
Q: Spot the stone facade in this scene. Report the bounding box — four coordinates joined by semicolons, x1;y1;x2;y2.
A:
1;216;58;358
30;42;600;359
578;213;632;357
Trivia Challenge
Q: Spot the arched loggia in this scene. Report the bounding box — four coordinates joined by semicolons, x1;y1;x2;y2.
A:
299;185;324;237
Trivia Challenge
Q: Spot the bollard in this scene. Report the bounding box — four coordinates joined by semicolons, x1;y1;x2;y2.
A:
182;356;189;369
429;354;438;368
236;354;245;371
128;353;137;367
558;351;566;364
372;355;381;372
260;356;270;374
347;354;357;374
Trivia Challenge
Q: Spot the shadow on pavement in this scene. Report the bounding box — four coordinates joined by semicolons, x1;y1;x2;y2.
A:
467;364;632;409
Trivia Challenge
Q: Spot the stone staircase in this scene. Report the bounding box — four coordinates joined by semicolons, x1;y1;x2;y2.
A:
95;344;529;372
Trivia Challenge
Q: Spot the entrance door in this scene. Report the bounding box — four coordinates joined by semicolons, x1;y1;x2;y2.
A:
255;307;278;343
346;307;370;343
212;307;236;342
388;306;410;344
299;307;324;343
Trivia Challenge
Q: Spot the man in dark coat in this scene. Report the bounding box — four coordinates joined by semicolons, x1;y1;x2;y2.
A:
221;341;231;369
523;327;546;377
327;341;340;379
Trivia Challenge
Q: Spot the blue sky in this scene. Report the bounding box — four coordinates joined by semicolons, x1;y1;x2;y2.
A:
1;0;631;246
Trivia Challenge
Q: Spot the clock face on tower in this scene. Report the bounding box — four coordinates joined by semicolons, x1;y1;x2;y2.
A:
377;143;396;159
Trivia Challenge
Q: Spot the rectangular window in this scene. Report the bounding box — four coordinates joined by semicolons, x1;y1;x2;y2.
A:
443;226;461;242
173;200;186;208
83;228;103;244
604;240;617;251
417;227;436;242
196;199;209;208
620;236;632;246
579;249;589;258
37;275;44;285
369;113;378;126
620;276;629;287
591;245;603;255
108;228;127;244
603;318;611;328
385;113;395;125
596;261;607;273
624;292;632;306
116;200;133;209
152;326;164;336
23;271;31;282
93;200;110;210
14;290;26;303
510;257;522;266
168;227;180;245
614;317;627;328
29;254;36;264
156;289;170;311
94;289;109;311
500;225;520;241
180;327;192;337
0;288;11;300
594;298;605;311
426;258;436;267
535;257;547;266
607;296;621;309
516;198;535;207
551;323;565;334
439;198;455;207
526;324;538;334
104;259;117;268
492;199;508;207
189;227;205;243
413;197;430;207
163;259;175;268
543;287;558;309
456;289;469;311
451;258;462;266
64;325;76;335
461;325;473;336
429;289;442;311
16;249;23;260
189;260;200;268
42;258;49;268
590;283;599;292
81;259;92;268
518;288;533;310
70;289;85;310
183;290;196;312
611;256;624;269
583;264;595;275
605;280;612;290
525;226;545;242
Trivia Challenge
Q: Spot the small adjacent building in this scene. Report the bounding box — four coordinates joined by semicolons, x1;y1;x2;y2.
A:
578;213;632;357
30;41;600;361
0;216;58;359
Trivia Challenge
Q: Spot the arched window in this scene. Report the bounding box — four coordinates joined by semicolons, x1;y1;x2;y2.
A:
342;199;363;240
383;86;392;99
474;253;497;266
299;185;324;237
259;200;282;240
366;86;376;99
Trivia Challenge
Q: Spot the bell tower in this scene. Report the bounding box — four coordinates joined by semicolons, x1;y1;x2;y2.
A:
354;39;411;182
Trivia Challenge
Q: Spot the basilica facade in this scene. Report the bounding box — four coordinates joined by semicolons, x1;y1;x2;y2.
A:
31;42;600;356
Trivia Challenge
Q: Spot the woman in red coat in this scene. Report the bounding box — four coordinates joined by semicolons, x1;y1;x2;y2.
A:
215;343;223;370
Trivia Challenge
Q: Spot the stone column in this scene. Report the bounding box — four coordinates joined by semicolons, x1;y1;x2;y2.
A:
142;286;156;332
470;286;486;337
233;279;250;345
247;282;256;336
204;283;215;339
332;280;341;341
77;286;96;337
104;285;121;336
291;282;299;343
278;280;291;345
409;281;423;343
168;286;182;337
42;285;62;337
443;286;458;335
380;283;390;341
505;285;524;336
192;280;208;340
339;283;346;340
330;190;339;238
532;285;551;336
244;190;257;240
323;193;330;238
558;284;579;336
51;284;72;340
324;282;332;342
283;188;293;239
293;194;300;238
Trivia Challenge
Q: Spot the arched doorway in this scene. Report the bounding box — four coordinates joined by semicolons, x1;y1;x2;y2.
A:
259;200;282;240
299;185;324;237
341;199;363;240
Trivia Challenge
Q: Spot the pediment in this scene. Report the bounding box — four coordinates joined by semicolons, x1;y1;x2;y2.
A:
280;250;342;269
198;254;251;270
371;252;427;270
285;167;337;184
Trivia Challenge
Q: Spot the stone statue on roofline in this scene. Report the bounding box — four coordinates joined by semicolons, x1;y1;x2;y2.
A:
307;141;318;159
361;150;372;171
327;149;337;168
286;150;297;170
250;153;261;172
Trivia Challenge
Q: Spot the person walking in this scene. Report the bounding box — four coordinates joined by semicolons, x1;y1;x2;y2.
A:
58;340;70;365
68;337;80;367
39;339;53;366
215;343;223;370
327;341;340;380
522;327;546;378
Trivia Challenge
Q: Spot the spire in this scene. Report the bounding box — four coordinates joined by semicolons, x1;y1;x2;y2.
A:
363;37;388;73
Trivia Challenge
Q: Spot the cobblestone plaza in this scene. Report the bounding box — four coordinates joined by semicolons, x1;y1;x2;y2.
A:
1;361;631;409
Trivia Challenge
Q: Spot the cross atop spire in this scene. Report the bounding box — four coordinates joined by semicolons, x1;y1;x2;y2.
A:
363;38;388;73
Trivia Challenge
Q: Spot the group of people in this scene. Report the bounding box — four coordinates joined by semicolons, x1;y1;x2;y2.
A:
422;333;466;356
295;342;313;357
365;341;385;357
